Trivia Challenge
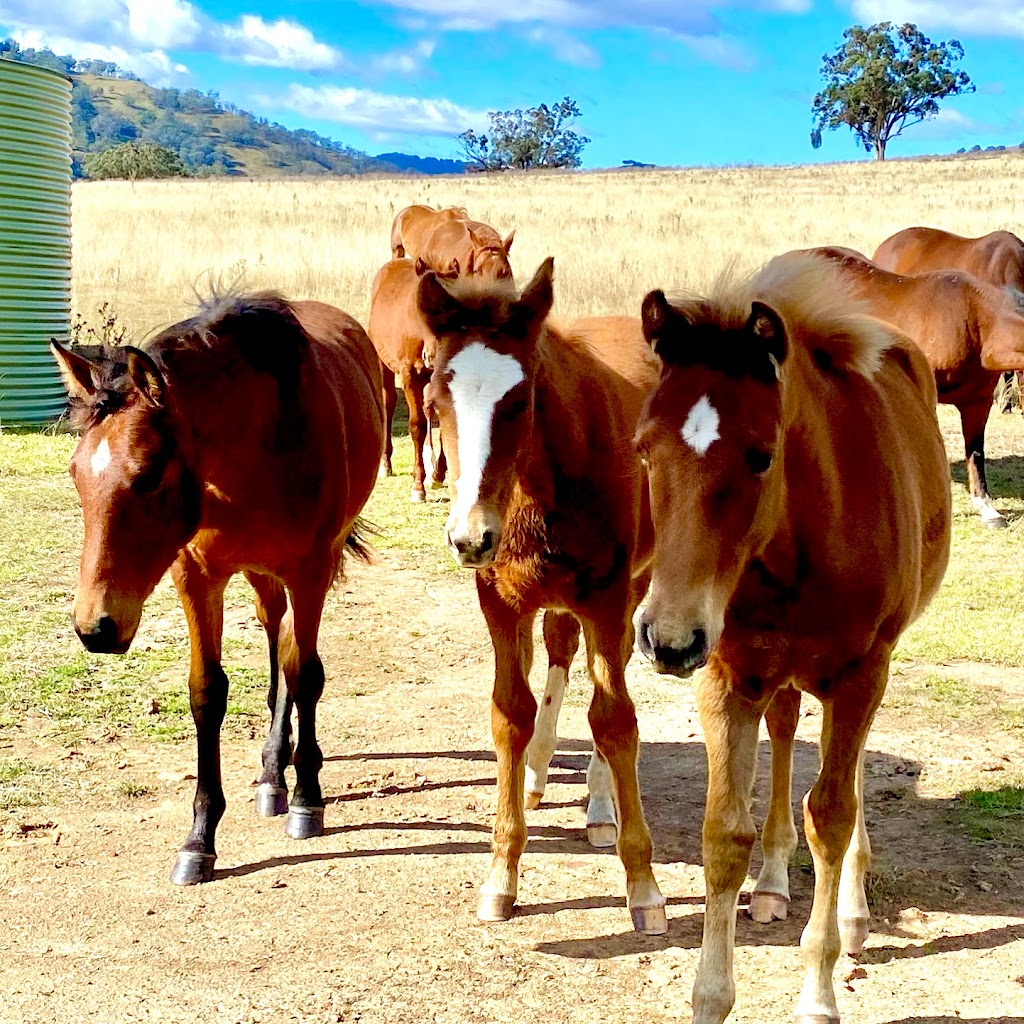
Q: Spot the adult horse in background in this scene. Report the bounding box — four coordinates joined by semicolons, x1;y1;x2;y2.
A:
636;253;950;1023
418;263;668;934
806;245;1024;526
420;217;515;282
873;226;1024;411
369;257;450;500
390;204;467;260
51;293;383;885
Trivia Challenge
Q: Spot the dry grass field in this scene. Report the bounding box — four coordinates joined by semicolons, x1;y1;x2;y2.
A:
2;157;1024;1023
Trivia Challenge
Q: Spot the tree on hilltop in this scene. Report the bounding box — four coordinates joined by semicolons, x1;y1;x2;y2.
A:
83;141;188;181
811;22;974;161
459;97;589;171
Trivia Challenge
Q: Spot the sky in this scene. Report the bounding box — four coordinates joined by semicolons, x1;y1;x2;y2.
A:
2;0;1023;167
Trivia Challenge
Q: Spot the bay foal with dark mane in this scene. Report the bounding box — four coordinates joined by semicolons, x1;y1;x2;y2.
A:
417;260;668;933
636;254;950;1022
51;293;383;884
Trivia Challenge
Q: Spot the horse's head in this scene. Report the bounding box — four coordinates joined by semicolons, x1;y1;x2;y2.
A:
467;231;515;282
51;341;202;654
635;290;787;677
418;257;553;568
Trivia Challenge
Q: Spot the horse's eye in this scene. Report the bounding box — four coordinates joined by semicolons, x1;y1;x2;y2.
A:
745;448;772;475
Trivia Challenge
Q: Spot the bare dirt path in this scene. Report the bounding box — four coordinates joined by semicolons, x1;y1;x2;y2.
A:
2;553;1022;1024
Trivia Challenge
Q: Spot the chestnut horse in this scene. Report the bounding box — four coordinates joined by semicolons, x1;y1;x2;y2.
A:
873;225;1024;411
636;253;950;1024
390;204;467;260
51;293;383;884
807;245;1024;526
368;257;449;500
420;217;515;281
418;262;668;934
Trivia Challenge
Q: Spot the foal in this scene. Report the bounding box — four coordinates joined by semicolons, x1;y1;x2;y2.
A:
52;293;383;884
418;262;667;933
636;254;950;1022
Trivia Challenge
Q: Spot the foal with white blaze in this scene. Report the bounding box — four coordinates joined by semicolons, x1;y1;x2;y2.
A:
635;255;950;1023
419;260;667;932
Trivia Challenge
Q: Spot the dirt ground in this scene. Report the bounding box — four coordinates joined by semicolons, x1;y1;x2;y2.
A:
1;548;1023;1024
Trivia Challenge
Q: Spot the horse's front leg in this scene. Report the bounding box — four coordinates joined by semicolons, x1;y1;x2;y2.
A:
246;571;291;817
170;552;229;885
477;576;535;922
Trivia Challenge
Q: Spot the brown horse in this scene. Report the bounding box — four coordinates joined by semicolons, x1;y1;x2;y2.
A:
636;253;950;1023
418;263;668;934
51;293;383;885
874;225;1024;412
806;245;1024;526
390;204;467;260
420;217;515;281
368;257;449;500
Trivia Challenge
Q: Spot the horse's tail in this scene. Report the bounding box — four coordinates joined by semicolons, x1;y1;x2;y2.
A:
345;517;377;565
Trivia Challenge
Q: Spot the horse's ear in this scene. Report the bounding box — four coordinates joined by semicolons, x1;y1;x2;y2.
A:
641;290;691;362
418;270;462;330
445;257;460;279
414;257;430;277
503;229;515;254
747;301;787;370
51;340;100;402
514;257;554;331
125;347;165;407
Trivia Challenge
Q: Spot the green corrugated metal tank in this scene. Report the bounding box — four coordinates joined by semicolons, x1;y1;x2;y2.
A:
0;59;72;425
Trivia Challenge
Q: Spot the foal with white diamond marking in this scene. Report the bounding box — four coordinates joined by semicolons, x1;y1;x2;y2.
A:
636;254;950;1023
419;260;668;933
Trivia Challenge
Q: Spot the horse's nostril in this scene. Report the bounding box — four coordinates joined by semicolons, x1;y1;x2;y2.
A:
76;614;121;653
689;628;707;656
481;529;495;553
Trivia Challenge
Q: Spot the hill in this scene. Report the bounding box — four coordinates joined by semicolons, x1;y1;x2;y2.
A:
375;152;467;175
1;39;465;179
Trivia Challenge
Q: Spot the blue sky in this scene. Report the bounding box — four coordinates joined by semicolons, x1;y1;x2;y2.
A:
2;0;1023;167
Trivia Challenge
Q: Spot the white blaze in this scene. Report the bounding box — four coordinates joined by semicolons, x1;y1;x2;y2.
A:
90;437;112;477
446;343;524;535
681;395;720;456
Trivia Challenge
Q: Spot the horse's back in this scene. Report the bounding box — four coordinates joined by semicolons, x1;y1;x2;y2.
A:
367;259;428;374
875;226;1024;288
564;315;661;404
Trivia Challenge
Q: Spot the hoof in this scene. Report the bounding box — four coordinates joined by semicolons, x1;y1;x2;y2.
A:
587;822;618;849
430;477;446;490
524;790;543;811
285;805;325;840
378;463;393;479
985;515;1008;530
478;892;516;922
254;784;288;817
839;915;870;955
410;489;426;504
749;890;789;923
170;851;216;886
795;1017;839;1024
631;904;668;936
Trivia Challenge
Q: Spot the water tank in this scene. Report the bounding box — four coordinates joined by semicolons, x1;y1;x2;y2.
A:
0;59;72;425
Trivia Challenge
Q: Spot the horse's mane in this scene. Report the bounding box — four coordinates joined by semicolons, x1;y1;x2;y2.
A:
669;252;893;378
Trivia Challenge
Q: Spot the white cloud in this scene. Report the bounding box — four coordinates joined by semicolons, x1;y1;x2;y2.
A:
126;0;201;49
273;84;486;135
528;27;601;67
13;28;188;83
911;106;995;140
369;39;436;75
850;1;1024;38
676;32;754;71
219;15;341;70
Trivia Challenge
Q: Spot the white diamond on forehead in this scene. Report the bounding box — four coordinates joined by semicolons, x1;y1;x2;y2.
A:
90;437;112;477
681;395;720;456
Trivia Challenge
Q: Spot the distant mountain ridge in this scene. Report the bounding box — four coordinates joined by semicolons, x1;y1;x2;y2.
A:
1;38;465;179
376;152;467;175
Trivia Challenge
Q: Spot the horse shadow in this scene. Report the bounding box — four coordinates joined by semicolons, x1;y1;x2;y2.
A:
220;732;1024;967
951;453;1024;502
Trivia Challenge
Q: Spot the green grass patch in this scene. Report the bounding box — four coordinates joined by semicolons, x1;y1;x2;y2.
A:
956;783;1024;846
0;758;58;809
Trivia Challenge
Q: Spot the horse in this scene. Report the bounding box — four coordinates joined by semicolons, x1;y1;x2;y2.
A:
390;204;467;260
368;257;450;500
805;245;1024;527
419;217;515;281
50;292;384;886
417;262;668;934
636;252;950;1024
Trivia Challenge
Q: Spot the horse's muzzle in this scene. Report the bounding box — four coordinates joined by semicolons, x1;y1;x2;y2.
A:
75;613;132;655
638;618;708;678
447;528;497;569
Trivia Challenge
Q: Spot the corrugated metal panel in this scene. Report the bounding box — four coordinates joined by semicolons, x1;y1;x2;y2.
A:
0;59;72;424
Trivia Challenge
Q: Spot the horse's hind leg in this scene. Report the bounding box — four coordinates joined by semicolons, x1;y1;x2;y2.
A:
169;552;229;885
837;746;871;955
278;570;332;840
431;419;448;490
960;398;1006;528
583;612;666;936
380;362;397;478
524;611;579;809
751;685;801;924
401;368;429;503
246;571;291;817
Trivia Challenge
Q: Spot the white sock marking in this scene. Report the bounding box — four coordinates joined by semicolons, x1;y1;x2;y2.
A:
446;343;524;534
681;394;720;455
90;437;112;477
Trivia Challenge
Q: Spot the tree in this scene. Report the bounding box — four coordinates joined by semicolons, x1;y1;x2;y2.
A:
83;141;187;181
811;22;974;161
459;97;589;171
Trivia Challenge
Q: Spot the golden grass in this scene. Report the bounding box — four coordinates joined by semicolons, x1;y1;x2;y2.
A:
71;153;1024;338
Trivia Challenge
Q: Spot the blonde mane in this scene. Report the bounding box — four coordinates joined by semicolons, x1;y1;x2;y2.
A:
669;251;893;378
